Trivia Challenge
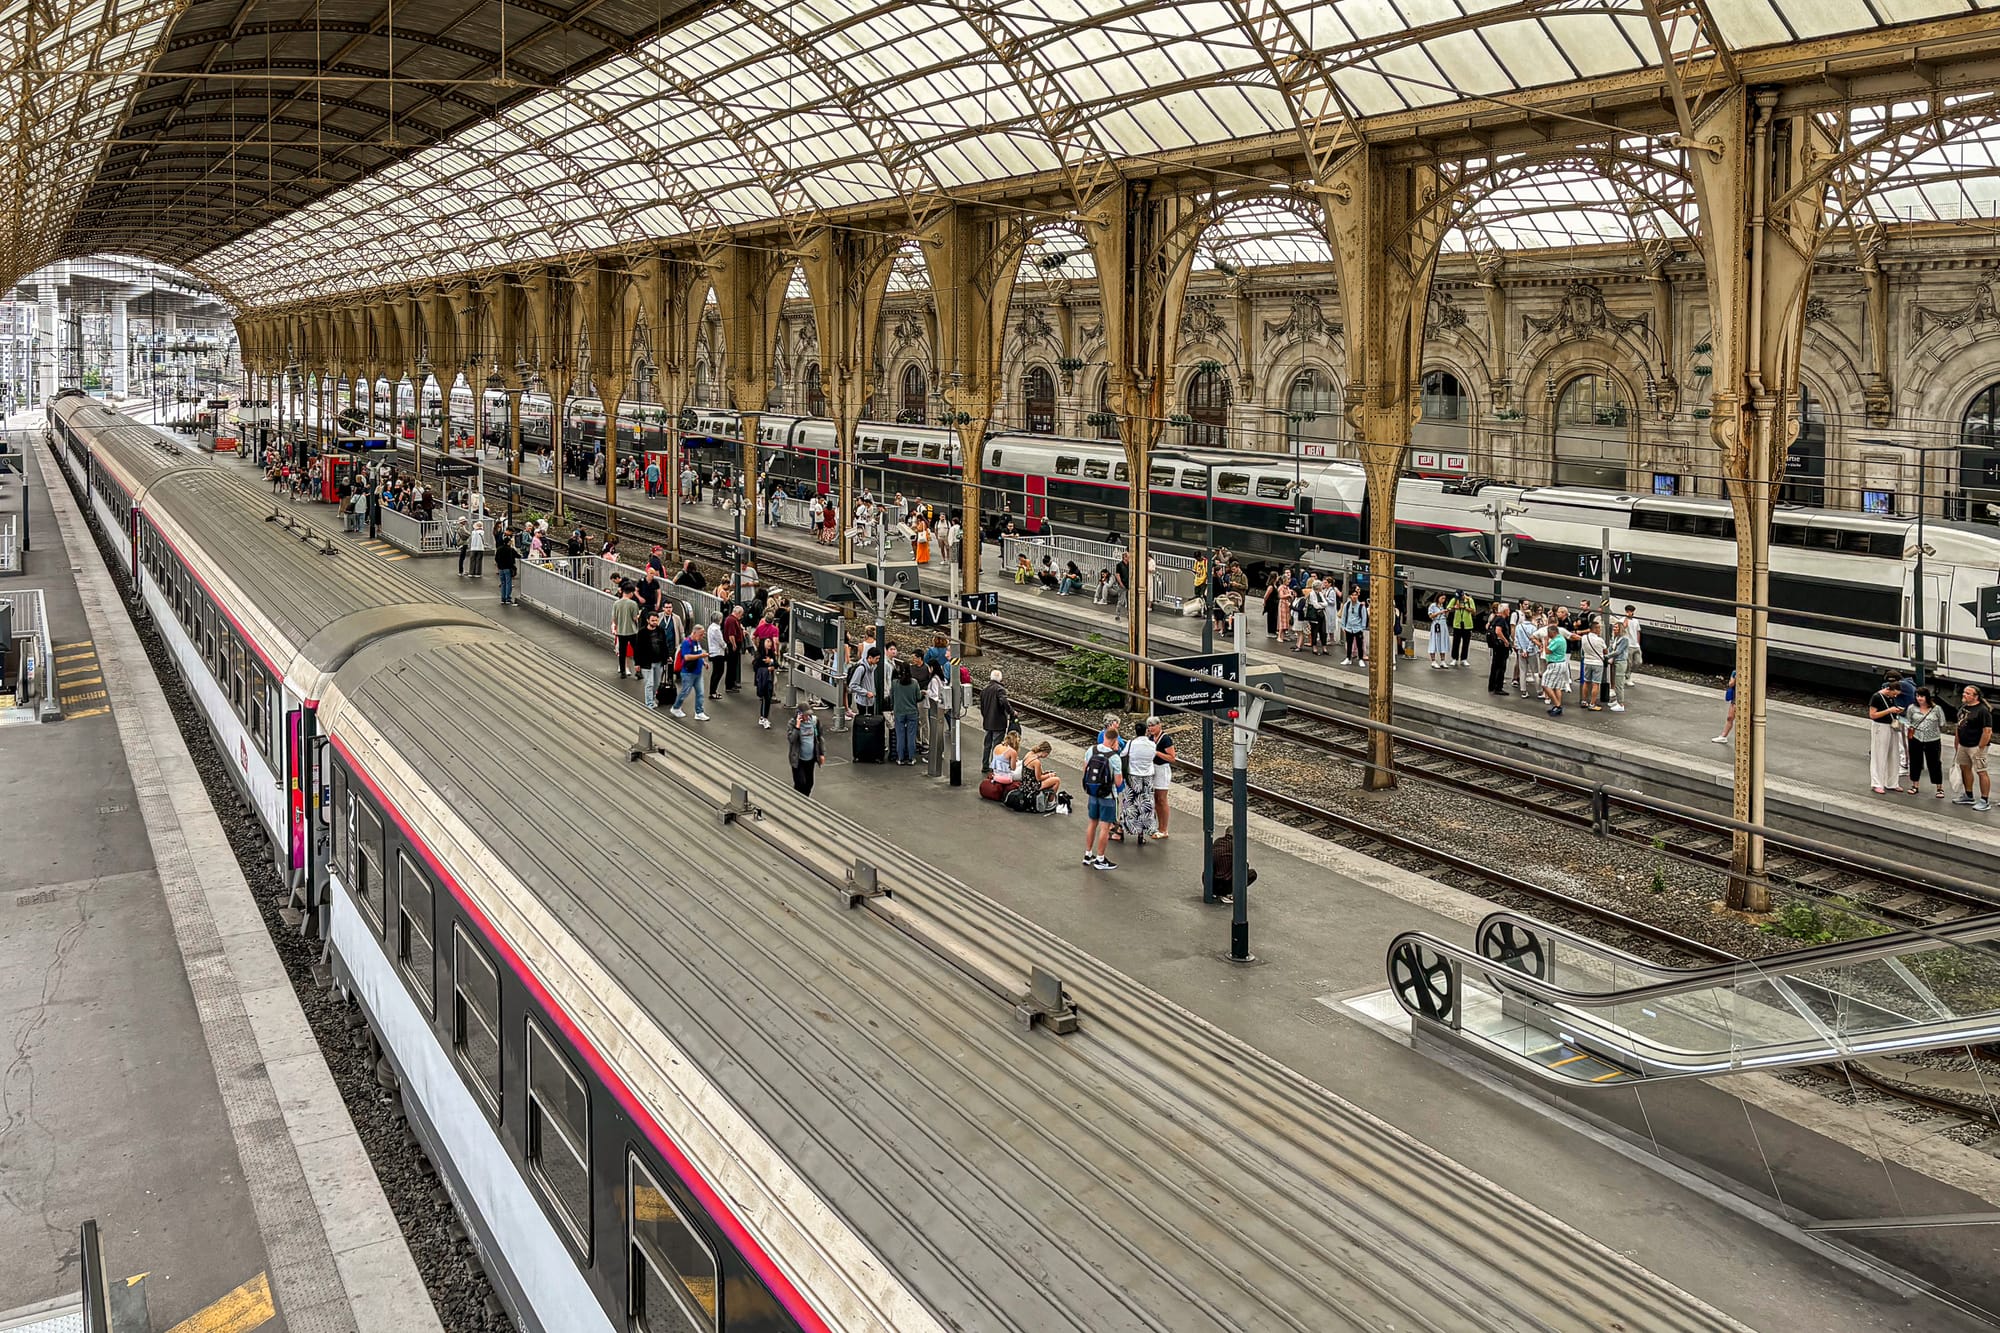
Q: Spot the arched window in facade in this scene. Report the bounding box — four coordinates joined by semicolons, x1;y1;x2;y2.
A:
899;364;927;423
1552;374;1630;488
1023;365;1056;434
1957;383;2000;522
804;362;827;417
1095;376;1119;440
1285;369;1339;452
1185;367;1230;448
1963;383;2000;450
1421;370;1467;422
693;358;712;407
1781;386;1826;508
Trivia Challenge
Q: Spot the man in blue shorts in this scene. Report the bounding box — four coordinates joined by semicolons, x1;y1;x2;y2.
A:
1080;714;1126;871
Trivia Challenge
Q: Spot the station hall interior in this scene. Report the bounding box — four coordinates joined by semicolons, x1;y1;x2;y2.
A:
12;2;2000;1332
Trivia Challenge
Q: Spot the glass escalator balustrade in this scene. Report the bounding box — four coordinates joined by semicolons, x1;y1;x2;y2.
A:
1386;912;2000;1084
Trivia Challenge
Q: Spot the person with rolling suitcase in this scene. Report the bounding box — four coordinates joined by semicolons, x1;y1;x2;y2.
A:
848;647;886;763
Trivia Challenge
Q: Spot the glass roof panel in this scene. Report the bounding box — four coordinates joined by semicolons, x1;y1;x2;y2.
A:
197;0;2000;300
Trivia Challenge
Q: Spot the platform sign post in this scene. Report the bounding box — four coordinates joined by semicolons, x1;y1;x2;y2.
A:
1229;614;1257;961
1153;648;1241;910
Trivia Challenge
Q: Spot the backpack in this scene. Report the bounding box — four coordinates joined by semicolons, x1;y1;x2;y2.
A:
1003;784;1037;813
1082;746;1113;796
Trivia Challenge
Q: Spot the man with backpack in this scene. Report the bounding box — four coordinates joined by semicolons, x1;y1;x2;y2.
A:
1080;715;1126;871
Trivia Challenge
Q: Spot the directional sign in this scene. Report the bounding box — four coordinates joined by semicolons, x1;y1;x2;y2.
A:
1979;586;2000;641
910;591;1000;627
1578;551;1635;580
1152;651;1241;713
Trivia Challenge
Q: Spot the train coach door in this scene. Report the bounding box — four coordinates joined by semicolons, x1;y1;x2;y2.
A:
1913;569;1951;671
1025;474;1047;534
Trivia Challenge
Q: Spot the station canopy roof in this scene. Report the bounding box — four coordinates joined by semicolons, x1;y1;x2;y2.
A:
12;0;2000;307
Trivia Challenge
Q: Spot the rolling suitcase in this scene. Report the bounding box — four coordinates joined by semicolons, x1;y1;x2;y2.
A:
853;712;887;764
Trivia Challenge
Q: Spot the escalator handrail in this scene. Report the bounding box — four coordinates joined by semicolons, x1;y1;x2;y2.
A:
1469;907;2000;996
1387;928;2000;1073
1389;920;2000;1022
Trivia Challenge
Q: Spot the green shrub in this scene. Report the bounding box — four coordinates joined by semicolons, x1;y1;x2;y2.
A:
1047;635;1131;711
1759;897;1885;945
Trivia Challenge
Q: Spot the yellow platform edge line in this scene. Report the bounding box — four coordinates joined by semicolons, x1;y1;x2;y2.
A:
163;1271;273;1333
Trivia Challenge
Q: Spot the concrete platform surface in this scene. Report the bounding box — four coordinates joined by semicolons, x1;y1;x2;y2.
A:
266;455;1998;1333
4;417;440;1333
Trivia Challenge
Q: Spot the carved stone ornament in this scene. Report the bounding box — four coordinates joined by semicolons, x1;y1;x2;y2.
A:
1017;305;1056;343
795;318;819;354
1522;281;1645;343
892;309;926;349
1180;295;1229;343
1803;294;1833;324
1915;283;2000;337
1425;290;1468;336
1262;292;1337;347
1079;321;1104;346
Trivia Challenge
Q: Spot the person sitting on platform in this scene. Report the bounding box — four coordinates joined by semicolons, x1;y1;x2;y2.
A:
1058;561;1085;596
1015;553;1034;585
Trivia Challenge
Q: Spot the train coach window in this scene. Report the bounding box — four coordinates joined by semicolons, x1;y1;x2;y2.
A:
629;1156;720;1333
330;766;348;879
527;1020;592;1254
1149;464;1176;489
921;442;942;462
231;641;247;718
1083;458;1111;481
356;803;386;932
1218;472;1250;497
248;678;269;758
1181;469;1206;491
1054;455;1080;477
453;928;501;1120
397;852;436;1014
1255;476;1291;501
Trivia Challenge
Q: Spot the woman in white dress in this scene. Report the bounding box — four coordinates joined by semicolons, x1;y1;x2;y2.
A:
1426;595;1450;667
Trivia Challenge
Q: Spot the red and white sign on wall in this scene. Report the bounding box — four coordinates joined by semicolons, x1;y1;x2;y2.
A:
1410;451;1469;474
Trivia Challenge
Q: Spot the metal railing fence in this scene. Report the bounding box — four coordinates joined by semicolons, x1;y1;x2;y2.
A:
377;504;449;554
1;586;57;718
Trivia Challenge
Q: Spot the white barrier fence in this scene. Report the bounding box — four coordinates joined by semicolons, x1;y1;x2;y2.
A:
1000;535;1198;609
0;512;17;574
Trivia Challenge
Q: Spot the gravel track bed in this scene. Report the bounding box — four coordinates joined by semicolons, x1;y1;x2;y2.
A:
71;496;509;1332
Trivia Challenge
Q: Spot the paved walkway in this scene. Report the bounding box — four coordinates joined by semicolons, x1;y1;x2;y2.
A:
1;413;438;1333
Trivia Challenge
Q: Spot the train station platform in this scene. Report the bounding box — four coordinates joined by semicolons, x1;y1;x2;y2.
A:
654;491;2000;877
266;458;2000;1331
1;415;438;1333
175;423;2000;884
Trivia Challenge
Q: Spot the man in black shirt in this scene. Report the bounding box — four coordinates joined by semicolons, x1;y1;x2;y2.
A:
1484;601;1513;695
1956;684;1993;811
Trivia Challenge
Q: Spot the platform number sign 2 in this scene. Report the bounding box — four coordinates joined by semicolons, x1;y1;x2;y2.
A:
1577;552;1634;579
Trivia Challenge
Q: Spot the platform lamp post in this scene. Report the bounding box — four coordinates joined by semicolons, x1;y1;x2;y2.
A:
1859;437;1952;687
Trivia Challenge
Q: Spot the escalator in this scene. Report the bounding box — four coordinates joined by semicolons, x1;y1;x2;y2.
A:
1385;910;2000;1084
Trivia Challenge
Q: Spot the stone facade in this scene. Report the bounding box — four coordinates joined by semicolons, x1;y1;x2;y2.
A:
698;230;2000;517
